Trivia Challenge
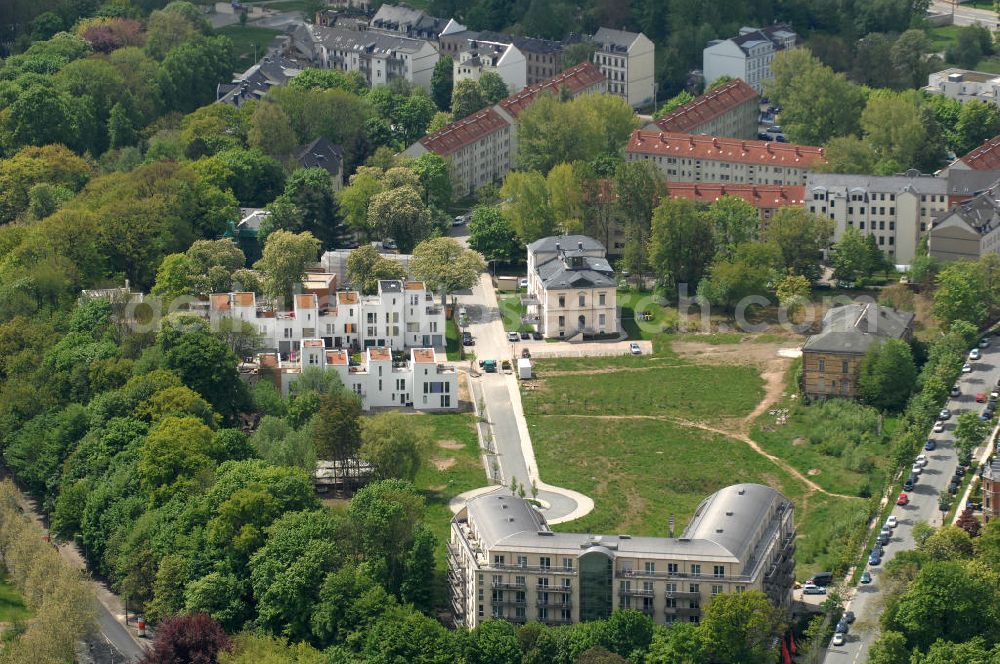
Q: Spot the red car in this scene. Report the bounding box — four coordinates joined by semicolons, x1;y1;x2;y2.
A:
977;392;987;403
897;492;909;506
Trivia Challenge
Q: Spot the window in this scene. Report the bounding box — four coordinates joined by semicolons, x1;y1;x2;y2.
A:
516;575;526;588
645;562;655;574
579;294;585;307
713;565;724;578
558;316;565;328
711;585;723;595
540;557;551;570
517;556;527;568
689;583;700;594
494;555;505;566
667;563;678;575
559;295;565;307
691;564;701;575
842;360;849;374
599;314;606;327
818;358;825;372
563;558;574;570
599;293;606;305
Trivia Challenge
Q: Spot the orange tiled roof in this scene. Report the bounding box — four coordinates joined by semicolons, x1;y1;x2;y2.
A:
259;353;279;368
651;79;758;133
958;134;1000;169
337;291;359;305
668;182;805;208
302;339;324;348
411;348;435;364
418;107;510;156
210;294;231;310
627;131;826;168
403;281;425;290
369;347;392;361
233;292;255;307
325;349;349;365
498;61;606;118
295;294;316;309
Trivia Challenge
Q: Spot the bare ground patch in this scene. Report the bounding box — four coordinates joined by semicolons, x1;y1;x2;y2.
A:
436;440;464;450
432;457;457;471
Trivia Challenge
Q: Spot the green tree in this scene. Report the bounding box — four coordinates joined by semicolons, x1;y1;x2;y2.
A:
868;631;909;664
547;162;585;234
776;274;811;316
933;259;990;329
339;168;386;237
288;68;367;95
410;152;453;209
467;206;522;263
861;90;934;172
431;56;454;111
707;196;758;258
359;412;429;481
562;41;597;68
451;79;487;119
312;391;362;463
411;237;485;301
890;29;932;89
263;168;342;247
954;410;991;459
817;136;877;175
648;198;716;291
697;590;784;664
248;101;298;159
500;171;554;242
646;621;705;663
832;226;875;283
954;99;1000;156
253;230;321;304
653;90;695;119
762;207;832;282
478;71;509;105
344;244;407;294
138;415;217;504
857;339;916;412
157;36;234;114
309;564;395;647
367;186;433;253
465;620;522;664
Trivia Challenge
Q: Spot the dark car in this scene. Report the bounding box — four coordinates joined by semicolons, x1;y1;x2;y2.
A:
531;331;543;340
949;482;960;494
807;572;834;587
775;135;787;142
925;440;936;451
843;611;856;624
462;332;474;346
758;132;772;141
520;331;530;340
868;551;881;566
836;620;849;635
903;476;915;491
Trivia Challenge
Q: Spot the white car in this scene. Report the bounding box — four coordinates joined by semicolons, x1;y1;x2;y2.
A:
518;278;528;289
886;515;898;529
980;337;990;348
911;463;922;475
832;633;846;647
963;363;973;373
801;583;826;595
507;332;519;342
915;454;927;467
629;342;642;355
970;348;982;361
933;420;945;433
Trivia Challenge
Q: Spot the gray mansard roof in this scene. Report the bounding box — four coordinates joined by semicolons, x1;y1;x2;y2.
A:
526;235;605;254
806;171;947;195
536;255;615;289
592;27;642;50
313;26;432;55
802;303;914;354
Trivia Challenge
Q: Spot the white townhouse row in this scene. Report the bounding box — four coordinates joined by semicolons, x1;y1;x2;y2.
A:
260;344;457;410
208;279;446;355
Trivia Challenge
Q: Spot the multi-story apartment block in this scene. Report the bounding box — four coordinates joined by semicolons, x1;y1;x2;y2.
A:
448;484;795;628
402;107;513;197
924;68;1000;106
440;29;563;86
802;304;914;399
524;236;617;338
295;25;439;91
929;179;1000;262
368;3;448;40
626;131;825;186
454;39;527;93
645;79;760;139
402;62;606;195
668;183;804;227
804;172;949;265
260;344;457;409
703;24;798;94
208;279;446;354
590;28;655;109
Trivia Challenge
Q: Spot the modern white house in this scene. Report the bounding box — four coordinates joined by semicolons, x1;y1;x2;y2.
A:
208;279;446;354
454;38;527;93
260;344;457;410
924;68;1000;106
590;28;655;108
524;235;618;339
703;24;798;93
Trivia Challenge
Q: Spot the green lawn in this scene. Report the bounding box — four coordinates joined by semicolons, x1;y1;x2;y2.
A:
0;571;30;623
618;290;671;340
215;25;282;69
445;318;461;361
498;295;531;332
751;399;895;498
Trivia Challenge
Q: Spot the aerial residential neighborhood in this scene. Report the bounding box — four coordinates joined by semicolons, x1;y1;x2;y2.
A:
4;1;1000;663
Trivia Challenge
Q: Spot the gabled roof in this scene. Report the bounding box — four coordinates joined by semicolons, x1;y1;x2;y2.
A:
956;134;1000;170
730;23;798;54
313;25;433;56
592;27;643;50
627;131;826;169
418;107;510;155
498;62;605;117
650;79;758;133
932;181;1000;236
802;304;914;354
295;137;343;176
526;235;606;254
669;183;804;209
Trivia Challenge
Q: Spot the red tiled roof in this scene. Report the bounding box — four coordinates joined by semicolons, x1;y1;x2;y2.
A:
651;79;758;133
627;131;826;168
303;339;324;348
411;348;435;364
959;134;1000;169
325;349;348;365
403;281;425;290
337;291;359;305
668;182;805;209
369;347;391;361
233;292;255;307
295;294;316;309
498;61;606;117
210;294;231;310
418;107;510;156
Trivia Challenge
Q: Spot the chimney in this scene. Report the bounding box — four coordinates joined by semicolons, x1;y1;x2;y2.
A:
668;514;675;538
689;135;696;148
712;137;719;148
555;242;560;251
578;241;583;250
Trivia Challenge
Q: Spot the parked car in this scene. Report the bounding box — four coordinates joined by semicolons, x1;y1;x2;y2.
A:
767;125;783;133
951;385;961;397
980;337;991;348
940;408;952;420
383;238;397;250
970;348;982;361
480;359;497;373
925;439;937;450
757;132;772;141
832;632;846;646
807;572;834;586
629;342;642;355
903;476;915;491
521;347;531;359
462;332;474;346
949;481;960;494
886;515;898;528
452;214;467;226
977;392;988;403
933;421;945;433
915;454;927;467
844;611;855;623
990;391;999;402
531;331;543;340
802;583;826;595
775;134;787;142
963;363;973;373
897;492;909;506
836;621;850;635
518;278;528;289
860;571;872;584
911;463;922;476
982;409;995;421
507;332;519;342
520;331;530;340
878;531;890;545
868;551;881;565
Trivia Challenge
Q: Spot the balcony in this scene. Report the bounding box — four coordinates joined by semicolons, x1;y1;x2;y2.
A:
541;617;573;625
536;598;572;608
484;564;577;575
616;569;752;583
492;597;527;606
492;581;527;590
638;605;655;616
664;590;701;600
538;585;572;594
675;606;701;616
619;588;654;597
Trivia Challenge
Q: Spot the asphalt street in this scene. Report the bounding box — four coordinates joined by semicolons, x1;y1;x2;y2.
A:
930;1;998;27
821;339;1000;663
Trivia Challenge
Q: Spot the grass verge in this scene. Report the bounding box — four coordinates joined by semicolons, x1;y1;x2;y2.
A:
0;571;30;623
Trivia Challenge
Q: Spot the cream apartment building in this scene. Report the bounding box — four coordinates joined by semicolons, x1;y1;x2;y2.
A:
449;484;796;627
591;28;655;108
804;172;949;265
645;78;760;140
524;235;617;338
703;24;798;93
454;39;527;93
929;179;1000;262
626;131;826;186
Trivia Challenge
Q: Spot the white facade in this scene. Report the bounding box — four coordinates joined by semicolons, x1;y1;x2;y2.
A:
703;25;798;94
272;344;457;410
308;26;439;91
525;236;618;338
925;68;1000;106
804;172;950;265
591;28;655;108
209;280;446;354
454;41;527;93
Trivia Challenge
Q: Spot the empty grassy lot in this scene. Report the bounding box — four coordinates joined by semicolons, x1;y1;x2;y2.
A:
0;571;30;623
215;25;282;69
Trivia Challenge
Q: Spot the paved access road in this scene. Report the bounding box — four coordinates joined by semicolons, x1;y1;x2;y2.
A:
930;1;998;27
822;339;1000;663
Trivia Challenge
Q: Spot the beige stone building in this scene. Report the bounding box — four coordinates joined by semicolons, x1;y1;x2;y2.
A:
591;28;655;108
929;179;1000;262
524;235;618;339
703;24;798;94
449;484;795;628
802;304;914;399
626;131;825;186
645;79;760;140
